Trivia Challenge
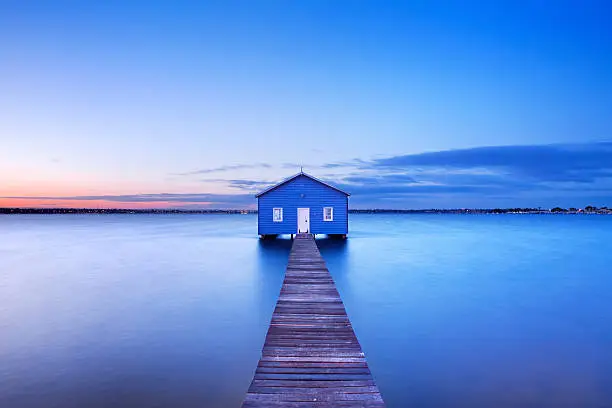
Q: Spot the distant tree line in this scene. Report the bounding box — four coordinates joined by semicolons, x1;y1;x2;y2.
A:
351;207;610;214
0;208;256;214
550;206;609;213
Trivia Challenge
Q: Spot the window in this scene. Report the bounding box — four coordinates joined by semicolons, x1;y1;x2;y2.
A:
273;208;283;222
323;207;333;221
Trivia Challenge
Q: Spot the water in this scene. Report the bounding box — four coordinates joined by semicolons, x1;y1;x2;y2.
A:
1;214;611;407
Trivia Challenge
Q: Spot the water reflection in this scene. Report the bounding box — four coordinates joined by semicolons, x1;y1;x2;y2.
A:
254;238;291;324
316;235;349;253
2;215;612;407
0;215;276;408
254;236;350;324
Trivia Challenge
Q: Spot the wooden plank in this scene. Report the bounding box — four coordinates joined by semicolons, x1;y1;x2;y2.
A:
241;233;385;407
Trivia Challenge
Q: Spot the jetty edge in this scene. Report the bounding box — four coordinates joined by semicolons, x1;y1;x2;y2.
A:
242;233;385;407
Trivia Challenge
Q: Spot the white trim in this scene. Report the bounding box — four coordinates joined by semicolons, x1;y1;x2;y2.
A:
323;207;333;221
273;207;283;222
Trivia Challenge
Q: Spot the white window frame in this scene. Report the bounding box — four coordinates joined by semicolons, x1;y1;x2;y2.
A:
323;207;333;221
273;208;283;222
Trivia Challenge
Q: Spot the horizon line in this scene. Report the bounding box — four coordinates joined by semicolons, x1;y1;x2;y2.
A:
1;206;609;213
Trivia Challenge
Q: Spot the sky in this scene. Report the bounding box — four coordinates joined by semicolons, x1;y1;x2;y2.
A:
1;0;611;209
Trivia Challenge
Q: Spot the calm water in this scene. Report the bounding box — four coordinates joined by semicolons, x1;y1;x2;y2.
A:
1;214;611;407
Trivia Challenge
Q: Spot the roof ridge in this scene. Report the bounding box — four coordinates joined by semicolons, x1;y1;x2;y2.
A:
255;172;350;198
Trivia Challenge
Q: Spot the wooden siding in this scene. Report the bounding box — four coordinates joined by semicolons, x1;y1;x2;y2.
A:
258;175;348;235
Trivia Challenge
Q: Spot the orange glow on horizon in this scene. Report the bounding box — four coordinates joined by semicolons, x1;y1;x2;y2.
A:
0;198;216;209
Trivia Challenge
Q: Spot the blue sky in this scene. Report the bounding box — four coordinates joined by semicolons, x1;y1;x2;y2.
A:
1;0;611;208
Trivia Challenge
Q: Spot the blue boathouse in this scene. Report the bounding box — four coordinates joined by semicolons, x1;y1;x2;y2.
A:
256;171;350;239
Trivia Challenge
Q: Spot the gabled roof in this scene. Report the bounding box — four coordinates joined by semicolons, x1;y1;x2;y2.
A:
255;171;350;198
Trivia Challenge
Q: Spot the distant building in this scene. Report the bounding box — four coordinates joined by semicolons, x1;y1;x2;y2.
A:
255;171;350;239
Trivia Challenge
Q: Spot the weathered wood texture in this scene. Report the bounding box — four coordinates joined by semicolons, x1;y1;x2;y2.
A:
242;234;385;407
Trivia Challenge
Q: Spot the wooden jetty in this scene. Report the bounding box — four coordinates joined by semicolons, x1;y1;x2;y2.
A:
242;234;385;407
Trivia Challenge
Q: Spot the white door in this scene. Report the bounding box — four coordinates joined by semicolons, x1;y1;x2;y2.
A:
297;208;310;233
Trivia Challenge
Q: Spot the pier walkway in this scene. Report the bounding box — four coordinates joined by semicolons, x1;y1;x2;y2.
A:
242;234;385;407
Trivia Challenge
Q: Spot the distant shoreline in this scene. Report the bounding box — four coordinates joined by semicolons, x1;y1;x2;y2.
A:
1;207;610;215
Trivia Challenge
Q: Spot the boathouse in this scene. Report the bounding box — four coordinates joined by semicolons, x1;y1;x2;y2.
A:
256;171;350;238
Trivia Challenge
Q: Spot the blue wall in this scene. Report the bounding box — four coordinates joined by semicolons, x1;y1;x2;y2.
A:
258;175;348;235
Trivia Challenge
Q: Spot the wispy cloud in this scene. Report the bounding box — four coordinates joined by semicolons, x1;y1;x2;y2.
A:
198;178;276;191
1;193;253;207
322;141;612;207
178;141;612;207
9;142;611;209
225;179;273;190
321;159;369;169
364;142;612;183
175;163;272;176
342;174;418;185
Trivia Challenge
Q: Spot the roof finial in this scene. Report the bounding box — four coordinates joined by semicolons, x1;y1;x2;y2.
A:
300;166;303;174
